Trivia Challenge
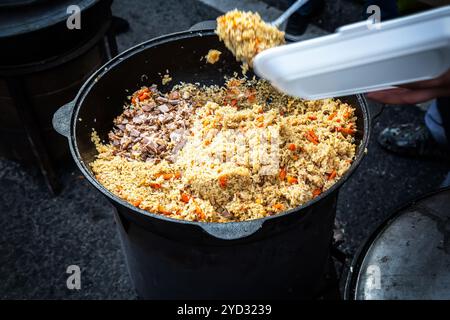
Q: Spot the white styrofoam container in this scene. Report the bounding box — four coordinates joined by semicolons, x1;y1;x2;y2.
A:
253;6;450;100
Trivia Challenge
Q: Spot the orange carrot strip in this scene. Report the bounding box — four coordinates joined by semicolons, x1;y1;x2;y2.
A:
138;91;150;101
149;182;161;189
328;170;337;180
272;203;284;211
132;199;142;207
163;173;174;180
181;193;190;203
343;110;351;119
247;91;256;103
337;127;355;135
218;175;227;188
158;205;171;215
306;130;319;144
279;168;287;181
287;176;298;184
195;205;205;220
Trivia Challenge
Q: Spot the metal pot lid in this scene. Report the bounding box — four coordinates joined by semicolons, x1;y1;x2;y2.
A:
345;187;450;300
0;0;98;38
0;0;47;8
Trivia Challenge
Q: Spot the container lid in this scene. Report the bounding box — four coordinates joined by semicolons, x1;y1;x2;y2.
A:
345;187;450;300
253;5;450;99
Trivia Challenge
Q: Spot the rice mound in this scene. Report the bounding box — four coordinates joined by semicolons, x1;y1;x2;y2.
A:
215;10;285;71
91;78;357;222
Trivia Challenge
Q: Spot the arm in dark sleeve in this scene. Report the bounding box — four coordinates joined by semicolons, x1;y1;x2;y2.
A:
437;97;450;148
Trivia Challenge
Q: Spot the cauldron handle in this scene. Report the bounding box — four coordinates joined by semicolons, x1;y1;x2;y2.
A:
200;220;264;240
52;100;75;138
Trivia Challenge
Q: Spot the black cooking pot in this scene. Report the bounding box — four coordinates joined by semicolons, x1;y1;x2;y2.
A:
53;27;371;299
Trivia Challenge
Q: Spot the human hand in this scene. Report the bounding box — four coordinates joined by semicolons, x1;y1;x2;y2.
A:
366;69;450;104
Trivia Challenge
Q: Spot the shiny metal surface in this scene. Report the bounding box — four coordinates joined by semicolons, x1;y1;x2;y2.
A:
348;188;450;300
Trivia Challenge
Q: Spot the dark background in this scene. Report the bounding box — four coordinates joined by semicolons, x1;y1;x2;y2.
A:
1;0;449;299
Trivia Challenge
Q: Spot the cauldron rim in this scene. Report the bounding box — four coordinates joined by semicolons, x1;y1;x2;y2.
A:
67;29;371;230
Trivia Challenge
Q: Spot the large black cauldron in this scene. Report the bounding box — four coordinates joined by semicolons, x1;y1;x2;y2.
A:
53;28;371;299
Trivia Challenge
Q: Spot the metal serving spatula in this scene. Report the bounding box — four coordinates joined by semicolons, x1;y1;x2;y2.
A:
270;0;310;28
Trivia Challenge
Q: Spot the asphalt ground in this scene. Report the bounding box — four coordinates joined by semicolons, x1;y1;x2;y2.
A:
1;0;449;299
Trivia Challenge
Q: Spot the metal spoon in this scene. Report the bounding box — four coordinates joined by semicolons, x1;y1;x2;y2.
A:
271;0;310;28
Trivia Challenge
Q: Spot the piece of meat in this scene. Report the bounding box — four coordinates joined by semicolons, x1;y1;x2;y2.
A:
108;85;197;162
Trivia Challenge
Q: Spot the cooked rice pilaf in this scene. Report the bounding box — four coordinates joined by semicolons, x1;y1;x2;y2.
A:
215;10;285;72
91;78;357;222
205;49;222;64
